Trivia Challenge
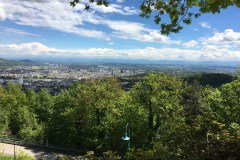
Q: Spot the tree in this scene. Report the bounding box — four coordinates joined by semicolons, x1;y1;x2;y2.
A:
48;77;125;150
70;0;240;35
151;81;240;159
238;65;240;79
0;85;10;135
1;83;44;141
83;77;124;149
34;89;54;123
112;92;150;151
219;80;240;125
131;73;184;146
26;89;38;113
4;82;28;136
182;83;205;126
48;83;92;147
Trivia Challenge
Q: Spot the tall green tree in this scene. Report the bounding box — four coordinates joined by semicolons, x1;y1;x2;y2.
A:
1;83;44;140
34;89;54;123
48;83;92;146
26;89;38;113
131;73;184;146
49;77;124;150
4;82;28;135
0;85;10;135
83;77;124;149
182;83;206;126
219;80;240;125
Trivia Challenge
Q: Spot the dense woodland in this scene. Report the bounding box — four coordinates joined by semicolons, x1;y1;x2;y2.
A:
0;72;240;159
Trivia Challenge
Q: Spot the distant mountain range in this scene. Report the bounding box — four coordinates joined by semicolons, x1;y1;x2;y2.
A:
0;57;239;67
19;59;34;63
0;58;35;66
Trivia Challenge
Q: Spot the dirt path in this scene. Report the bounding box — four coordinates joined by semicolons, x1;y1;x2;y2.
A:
0;142;35;157
0;142;84;159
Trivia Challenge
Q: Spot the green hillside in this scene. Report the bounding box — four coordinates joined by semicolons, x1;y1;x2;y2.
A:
0;58;34;67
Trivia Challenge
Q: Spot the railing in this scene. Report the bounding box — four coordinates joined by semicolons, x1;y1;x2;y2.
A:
0;136;89;156
0;136;23;145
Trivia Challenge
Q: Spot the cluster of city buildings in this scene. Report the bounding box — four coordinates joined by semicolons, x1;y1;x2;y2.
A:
0;64;144;95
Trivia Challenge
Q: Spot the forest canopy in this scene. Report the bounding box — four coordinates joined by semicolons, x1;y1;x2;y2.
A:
0;72;240;159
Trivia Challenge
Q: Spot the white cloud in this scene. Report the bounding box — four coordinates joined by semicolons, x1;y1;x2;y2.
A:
208;29;240;43
0;0;109;39
91;3;138;15
0;0;176;44
1;42;240;61
102;20;180;44
201;45;240;60
0;3;6;20
235;41;240;48
199;29;240;49
142;31;170;43
200;22;211;29
116;0;125;3
182;40;198;48
123;6;139;15
0;0;139;40
0;42;58;56
0;27;40;36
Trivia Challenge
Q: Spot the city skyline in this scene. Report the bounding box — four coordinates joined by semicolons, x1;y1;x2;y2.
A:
0;0;240;61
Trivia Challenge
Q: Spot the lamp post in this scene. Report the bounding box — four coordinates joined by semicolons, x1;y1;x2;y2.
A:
14;140;16;160
122;123;130;150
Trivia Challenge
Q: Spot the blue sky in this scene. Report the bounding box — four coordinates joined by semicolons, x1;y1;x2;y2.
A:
0;0;240;61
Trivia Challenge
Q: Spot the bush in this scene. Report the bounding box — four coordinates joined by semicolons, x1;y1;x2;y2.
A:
16;151;35;160
125;149;154;160
103;150;121;160
56;155;72;160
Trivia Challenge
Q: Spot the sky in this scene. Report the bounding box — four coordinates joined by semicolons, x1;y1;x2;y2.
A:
0;0;240;61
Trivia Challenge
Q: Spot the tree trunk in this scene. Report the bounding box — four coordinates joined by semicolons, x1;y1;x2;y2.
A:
148;100;153;145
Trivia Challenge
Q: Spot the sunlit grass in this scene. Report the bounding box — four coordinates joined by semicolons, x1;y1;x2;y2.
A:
0;151;35;160
0;155;14;160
